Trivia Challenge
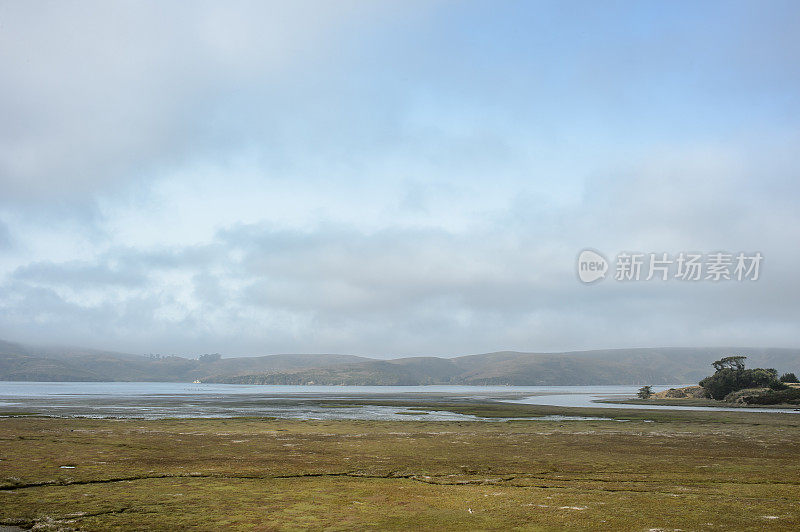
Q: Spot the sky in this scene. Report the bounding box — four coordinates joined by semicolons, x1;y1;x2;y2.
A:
1;0;799;357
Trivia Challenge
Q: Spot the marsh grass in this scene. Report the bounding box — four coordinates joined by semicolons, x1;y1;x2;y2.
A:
1;402;799;530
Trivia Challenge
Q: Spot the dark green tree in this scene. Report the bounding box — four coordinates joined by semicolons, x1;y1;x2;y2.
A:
712;356;747;371
700;356;783;400
637;385;653;399
780;372;799;383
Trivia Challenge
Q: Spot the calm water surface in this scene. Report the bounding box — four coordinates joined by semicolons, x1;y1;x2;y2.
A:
1;382;797;419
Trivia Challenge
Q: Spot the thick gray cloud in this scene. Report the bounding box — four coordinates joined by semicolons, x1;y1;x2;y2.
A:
0;0;426;203
2;205;799;355
1;1;799;355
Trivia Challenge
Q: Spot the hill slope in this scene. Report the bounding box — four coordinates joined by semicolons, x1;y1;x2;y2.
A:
0;341;368;382
1;339;798;385
207;347;800;386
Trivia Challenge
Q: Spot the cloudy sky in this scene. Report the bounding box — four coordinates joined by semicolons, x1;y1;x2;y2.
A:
1;0;799;357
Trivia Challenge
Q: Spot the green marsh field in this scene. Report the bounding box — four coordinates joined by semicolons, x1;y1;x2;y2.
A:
1;402;800;530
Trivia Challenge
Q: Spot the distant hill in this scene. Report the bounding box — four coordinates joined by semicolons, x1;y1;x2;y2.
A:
203;347;800;386
448;348;800;385
0;340;368;382
1;339;798;385
213;357;464;385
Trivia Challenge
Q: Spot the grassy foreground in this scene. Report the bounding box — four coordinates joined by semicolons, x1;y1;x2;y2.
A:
1;405;800;530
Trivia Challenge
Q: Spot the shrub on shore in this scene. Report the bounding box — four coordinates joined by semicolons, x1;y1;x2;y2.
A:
724;387;800;405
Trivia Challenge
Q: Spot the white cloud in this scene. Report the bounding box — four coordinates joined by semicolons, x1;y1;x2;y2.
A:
1;1;799;355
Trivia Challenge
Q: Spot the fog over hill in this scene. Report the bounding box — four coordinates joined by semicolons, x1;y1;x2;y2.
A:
1;339;798;386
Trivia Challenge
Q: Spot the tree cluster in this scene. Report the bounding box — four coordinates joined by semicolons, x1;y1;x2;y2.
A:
699;356;789;400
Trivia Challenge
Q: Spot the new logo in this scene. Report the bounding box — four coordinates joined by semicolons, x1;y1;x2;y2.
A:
577;249;608;283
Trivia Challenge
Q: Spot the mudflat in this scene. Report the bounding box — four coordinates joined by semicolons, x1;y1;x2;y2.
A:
1;404;799;530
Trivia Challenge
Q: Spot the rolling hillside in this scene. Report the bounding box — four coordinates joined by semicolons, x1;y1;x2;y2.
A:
1;339;799;385
0;340;368;382
207;347;800;386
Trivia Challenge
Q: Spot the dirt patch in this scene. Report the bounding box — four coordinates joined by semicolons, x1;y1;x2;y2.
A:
653;386;707;399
